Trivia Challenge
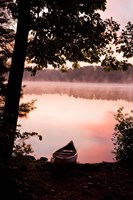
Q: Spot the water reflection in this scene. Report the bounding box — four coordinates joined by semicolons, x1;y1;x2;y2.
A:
18;82;133;163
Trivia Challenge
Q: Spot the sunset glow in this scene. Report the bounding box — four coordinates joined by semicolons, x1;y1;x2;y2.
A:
18;82;133;163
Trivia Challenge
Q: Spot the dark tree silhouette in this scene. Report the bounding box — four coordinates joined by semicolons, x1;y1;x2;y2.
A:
0;0;15;163
0;0;31;163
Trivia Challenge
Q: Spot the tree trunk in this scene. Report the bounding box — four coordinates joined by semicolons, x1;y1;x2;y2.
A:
0;0;31;163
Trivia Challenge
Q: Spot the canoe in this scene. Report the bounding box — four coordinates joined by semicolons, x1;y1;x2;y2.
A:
51;141;78;165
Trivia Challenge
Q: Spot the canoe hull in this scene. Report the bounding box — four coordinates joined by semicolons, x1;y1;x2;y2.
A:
51;141;78;165
51;154;78;165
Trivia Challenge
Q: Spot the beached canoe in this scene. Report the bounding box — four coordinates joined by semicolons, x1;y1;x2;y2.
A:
51;141;78;165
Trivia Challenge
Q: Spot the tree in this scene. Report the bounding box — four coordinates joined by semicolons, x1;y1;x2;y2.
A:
0;0;43;164
2;0;130;162
0;0;15;162
2;0;31;162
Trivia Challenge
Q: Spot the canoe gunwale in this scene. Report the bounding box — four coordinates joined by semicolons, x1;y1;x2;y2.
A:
53;152;78;160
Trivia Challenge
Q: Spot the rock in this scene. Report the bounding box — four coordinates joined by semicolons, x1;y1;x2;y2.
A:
39;157;48;162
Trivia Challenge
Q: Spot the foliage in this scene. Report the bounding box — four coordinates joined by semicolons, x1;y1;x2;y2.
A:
13;128;42;156
112;107;133;163
0;0;14;96
8;0;124;73
102;21;133;71
0;1;14;57
19;99;37;117
0;94;40;157
27;1;119;72
0;1;14;122
8;1;133;73
0;100;41;157
116;22;133;59
0;0;14;135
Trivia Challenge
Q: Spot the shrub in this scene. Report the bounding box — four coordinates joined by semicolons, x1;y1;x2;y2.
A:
112;107;133;163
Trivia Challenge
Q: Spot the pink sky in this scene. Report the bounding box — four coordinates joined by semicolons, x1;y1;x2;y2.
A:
101;0;133;28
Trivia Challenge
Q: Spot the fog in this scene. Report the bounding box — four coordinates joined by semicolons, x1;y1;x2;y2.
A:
23;81;133;101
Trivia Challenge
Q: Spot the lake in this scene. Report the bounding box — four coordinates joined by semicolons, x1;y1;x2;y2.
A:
18;81;133;163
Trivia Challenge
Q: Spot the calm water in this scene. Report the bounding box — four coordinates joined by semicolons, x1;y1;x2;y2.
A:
18;81;133;163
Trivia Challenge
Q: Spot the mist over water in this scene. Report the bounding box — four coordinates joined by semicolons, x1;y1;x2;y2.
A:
23;81;133;101
19;81;133;163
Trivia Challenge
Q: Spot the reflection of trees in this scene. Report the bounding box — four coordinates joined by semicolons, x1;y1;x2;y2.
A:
23;82;133;102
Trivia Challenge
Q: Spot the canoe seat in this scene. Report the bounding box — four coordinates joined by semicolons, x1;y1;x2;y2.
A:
54;152;75;156
62;150;75;152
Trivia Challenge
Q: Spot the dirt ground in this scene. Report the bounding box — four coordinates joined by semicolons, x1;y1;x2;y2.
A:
4;156;132;200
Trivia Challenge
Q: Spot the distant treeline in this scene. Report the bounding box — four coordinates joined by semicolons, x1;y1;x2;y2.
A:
23;65;133;83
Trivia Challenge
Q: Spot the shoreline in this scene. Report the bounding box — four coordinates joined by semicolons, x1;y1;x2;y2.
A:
8;155;133;200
